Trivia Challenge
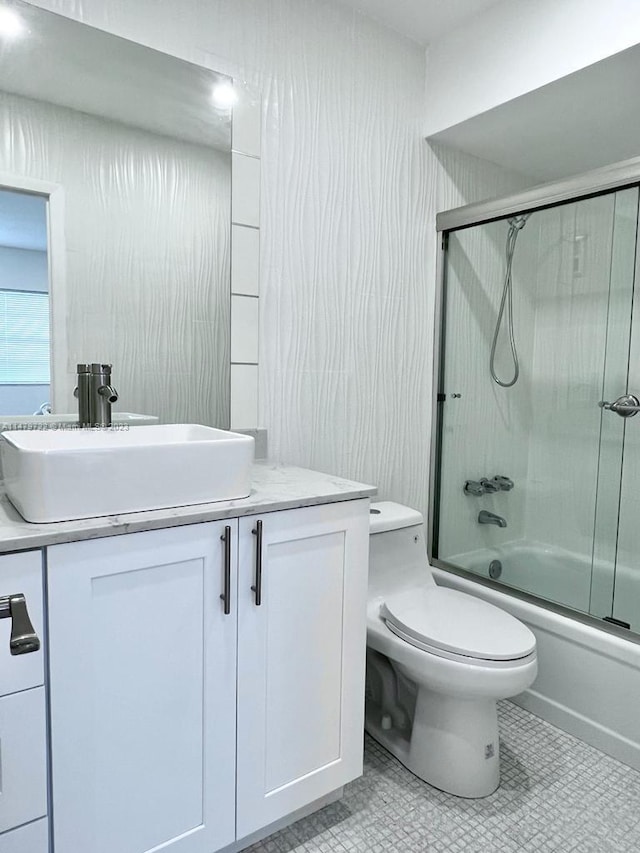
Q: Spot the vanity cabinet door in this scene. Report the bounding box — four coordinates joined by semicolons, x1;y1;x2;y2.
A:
0;550;44;697
47;522;238;853
236;500;370;840
0;687;48;835
0;550;47;841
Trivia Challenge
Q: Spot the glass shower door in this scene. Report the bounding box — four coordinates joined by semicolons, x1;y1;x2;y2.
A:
609;231;640;633
589;187;639;623
436;186;639;623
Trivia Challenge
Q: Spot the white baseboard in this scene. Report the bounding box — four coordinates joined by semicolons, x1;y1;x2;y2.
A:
512;689;640;772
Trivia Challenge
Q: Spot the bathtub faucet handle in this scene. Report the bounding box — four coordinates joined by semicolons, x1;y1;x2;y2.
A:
492;476;514;491
464;480;485;496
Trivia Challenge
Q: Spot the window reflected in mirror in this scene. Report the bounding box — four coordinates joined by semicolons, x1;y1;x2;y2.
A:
0;189;50;416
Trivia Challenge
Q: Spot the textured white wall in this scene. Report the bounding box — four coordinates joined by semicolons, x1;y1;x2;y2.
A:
24;0;531;519
432;143;530;213
0;89;230;425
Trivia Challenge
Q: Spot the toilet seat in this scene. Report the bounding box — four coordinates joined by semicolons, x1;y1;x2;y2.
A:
381;585;536;663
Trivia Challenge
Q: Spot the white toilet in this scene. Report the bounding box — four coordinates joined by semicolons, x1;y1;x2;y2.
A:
365;501;537;798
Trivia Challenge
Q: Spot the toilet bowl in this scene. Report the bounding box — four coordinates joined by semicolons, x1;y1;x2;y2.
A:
365;501;537;798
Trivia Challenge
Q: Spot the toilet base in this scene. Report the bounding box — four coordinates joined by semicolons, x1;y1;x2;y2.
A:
409;686;499;797
365;685;500;798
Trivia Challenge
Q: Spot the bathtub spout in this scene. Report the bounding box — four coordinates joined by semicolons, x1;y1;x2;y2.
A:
478;510;507;528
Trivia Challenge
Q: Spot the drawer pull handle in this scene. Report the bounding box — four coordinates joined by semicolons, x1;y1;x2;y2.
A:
220;525;232;615
0;594;40;655
251;520;263;606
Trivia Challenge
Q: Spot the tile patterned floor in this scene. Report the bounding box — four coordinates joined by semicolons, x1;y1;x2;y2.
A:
246;701;640;853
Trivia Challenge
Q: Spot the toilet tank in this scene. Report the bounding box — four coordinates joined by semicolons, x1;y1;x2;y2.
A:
368;501;436;598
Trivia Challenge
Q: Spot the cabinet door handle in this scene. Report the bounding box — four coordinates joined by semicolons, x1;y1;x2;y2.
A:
251;520;263;606
0;593;41;655
220;525;232;615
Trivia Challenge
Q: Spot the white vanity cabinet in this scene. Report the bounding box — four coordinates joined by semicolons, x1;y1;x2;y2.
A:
0;550;48;853
47;522;238;853
236;501;369;837
46;498;369;853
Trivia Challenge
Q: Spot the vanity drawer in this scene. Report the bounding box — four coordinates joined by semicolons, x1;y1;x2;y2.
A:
0;817;49;853
0;687;48;834
0;551;44;697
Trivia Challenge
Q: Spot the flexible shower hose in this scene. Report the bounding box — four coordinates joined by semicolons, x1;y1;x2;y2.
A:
489;215;529;387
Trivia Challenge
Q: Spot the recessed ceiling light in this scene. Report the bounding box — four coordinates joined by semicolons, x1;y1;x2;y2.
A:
212;82;238;109
0;6;24;38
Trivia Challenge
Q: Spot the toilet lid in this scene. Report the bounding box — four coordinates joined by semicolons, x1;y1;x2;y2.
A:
381;586;536;661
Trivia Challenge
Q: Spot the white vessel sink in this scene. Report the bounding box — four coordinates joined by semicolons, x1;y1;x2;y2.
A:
1;424;255;523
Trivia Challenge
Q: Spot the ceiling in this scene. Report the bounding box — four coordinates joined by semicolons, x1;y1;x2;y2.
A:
335;0;501;45
0;1;232;152
0;190;47;252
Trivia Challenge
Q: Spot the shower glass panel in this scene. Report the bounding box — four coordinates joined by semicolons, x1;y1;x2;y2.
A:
613;242;640;634
434;186;639;622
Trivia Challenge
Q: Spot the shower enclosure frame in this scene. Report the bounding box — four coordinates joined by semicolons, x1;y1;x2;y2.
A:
428;154;640;642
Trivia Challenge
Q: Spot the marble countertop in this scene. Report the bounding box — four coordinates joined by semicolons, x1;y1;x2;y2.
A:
0;461;377;553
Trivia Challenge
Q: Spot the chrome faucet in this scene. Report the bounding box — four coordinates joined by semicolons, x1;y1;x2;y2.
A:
90;363;118;427
75;364;92;426
478;510;507;528
464;475;514;496
74;363;118;426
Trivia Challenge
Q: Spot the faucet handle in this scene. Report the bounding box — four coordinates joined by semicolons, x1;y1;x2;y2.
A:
492;475;514;491
0;594;41;655
464;480;485;496
465;477;513;496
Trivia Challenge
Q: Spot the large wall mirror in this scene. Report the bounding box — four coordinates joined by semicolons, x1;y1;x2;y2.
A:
0;0;236;426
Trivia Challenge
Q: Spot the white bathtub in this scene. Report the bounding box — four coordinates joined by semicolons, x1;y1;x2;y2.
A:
449;540;592;613
432;562;640;773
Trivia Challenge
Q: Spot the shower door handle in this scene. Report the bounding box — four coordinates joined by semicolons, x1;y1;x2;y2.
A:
600;395;640;418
